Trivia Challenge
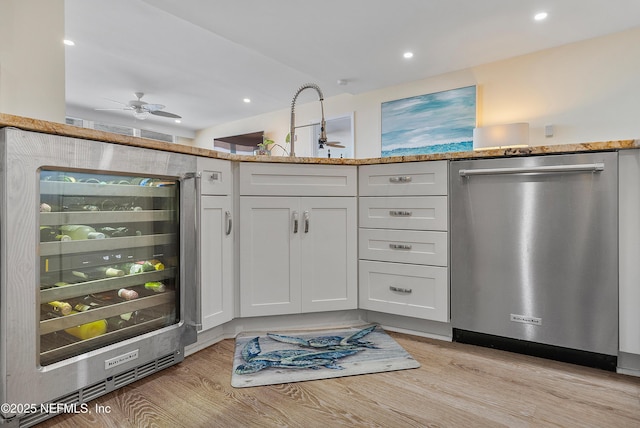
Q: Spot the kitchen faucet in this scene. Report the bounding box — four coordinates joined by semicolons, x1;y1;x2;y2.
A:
289;83;327;156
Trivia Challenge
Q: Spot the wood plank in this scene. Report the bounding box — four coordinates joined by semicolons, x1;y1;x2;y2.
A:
37;332;640;427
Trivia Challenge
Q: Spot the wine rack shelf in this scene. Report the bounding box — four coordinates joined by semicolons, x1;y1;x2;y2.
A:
40;233;176;256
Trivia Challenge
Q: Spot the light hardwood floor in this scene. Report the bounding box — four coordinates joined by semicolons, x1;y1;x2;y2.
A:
38;332;640;427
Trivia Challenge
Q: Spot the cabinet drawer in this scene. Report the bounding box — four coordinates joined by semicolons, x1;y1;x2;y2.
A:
359;261;449;322
359;161;448;196
239;163;357;196
359;228;448;266
359;196;448;231
197;157;232;195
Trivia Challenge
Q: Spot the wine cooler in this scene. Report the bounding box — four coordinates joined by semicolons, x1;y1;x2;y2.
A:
0;128;198;427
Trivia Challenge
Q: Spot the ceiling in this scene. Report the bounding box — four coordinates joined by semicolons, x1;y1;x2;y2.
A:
64;0;640;138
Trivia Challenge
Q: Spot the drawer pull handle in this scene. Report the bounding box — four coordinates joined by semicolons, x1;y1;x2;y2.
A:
389;244;412;250
390;286;412;294
210;172;220;181
389;176;412;183
389;210;412;217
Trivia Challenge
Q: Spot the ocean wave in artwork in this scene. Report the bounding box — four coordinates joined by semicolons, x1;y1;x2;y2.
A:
382;141;472;157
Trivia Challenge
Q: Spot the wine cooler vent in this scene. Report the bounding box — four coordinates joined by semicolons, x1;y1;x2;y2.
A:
10;352;180;427
81;381;108;402
113;368;137;388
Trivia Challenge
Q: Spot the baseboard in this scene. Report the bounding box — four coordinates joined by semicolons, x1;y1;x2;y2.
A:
617;351;640;377
187;310;454;356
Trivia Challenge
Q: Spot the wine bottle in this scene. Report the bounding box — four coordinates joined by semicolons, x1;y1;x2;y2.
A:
40;226;57;242
117;261;159;275
58;225;105;240
97;226;141;237
47;301;72;315
73;302;93;312
107;316;129;331
98;267;125;277
117;288;139;300
73;295;104;311
40;226;71;242
148;259;165;271
64;313;107;340
71;267;124;281
144;281;166;293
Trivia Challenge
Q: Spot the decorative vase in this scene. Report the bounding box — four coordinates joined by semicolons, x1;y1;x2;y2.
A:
253;147;271;156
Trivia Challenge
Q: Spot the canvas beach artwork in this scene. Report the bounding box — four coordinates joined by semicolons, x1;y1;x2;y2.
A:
381;85;476;157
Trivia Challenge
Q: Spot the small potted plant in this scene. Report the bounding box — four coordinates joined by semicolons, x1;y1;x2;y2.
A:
254;138;274;156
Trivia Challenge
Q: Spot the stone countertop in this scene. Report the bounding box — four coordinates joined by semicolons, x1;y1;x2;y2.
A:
2;113;639;164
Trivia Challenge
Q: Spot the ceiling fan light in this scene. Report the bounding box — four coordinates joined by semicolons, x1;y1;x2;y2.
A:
132;110;149;120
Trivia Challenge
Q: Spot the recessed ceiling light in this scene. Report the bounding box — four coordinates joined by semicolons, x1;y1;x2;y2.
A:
63;39;75;46
403;52;414;59
534;12;548;21
243;98;251;103
174;119;181;124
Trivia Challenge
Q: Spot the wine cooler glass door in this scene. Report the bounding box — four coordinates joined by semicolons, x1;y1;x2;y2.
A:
39;170;181;366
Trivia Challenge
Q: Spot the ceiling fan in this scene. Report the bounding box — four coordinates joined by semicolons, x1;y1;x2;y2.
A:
97;92;181;120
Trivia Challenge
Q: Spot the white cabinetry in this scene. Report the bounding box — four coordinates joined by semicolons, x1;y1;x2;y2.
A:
618;150;640;374
197;157;233;331
239;163;357;317
358;161;449;322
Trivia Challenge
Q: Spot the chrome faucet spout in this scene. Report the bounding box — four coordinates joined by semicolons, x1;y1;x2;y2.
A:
289;83;327;157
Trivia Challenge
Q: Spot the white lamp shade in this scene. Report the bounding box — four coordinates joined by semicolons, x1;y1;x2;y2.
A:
473;123;529;150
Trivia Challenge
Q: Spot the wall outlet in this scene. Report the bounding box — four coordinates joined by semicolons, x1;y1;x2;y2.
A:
545;124;554;138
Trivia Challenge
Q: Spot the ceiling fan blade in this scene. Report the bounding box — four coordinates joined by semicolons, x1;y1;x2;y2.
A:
150;110;182;119
95;107;133;111
326;142;345;148
142;103;166;112
103;98;129;107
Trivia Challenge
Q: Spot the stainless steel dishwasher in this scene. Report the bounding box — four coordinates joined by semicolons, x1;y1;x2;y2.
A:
450;152;618;370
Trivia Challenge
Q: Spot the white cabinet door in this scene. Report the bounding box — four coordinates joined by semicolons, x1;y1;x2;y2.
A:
199;196;233;330
301;197;357;312
239;197;301;317
619;150;640;355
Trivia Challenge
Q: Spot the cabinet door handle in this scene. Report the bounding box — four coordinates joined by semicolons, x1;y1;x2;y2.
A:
304;211;310;233
225;211;232;235
390;286;412;294
293;211;299;234
389;210;412;217
389;176;412;183
389;243;412;250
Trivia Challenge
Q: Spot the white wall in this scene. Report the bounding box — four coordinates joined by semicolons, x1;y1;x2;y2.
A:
0;0;66;122
195;27;640;158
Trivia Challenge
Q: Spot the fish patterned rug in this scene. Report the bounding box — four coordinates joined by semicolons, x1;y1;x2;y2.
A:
231;324;420;388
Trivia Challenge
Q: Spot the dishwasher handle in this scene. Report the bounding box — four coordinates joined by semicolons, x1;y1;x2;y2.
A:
459;162;605;177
